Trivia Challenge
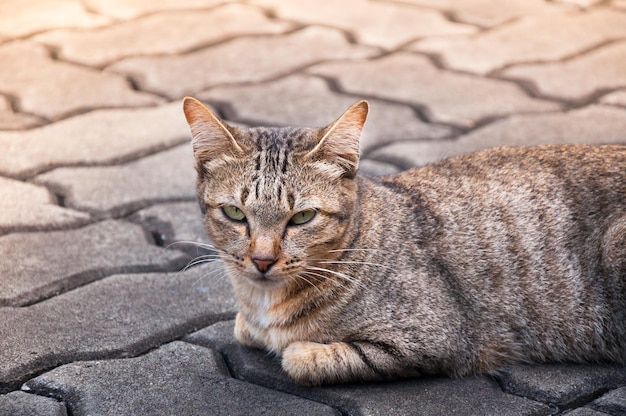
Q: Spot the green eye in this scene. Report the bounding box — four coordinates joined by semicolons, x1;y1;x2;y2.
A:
222;205;246;222
289;209;316;226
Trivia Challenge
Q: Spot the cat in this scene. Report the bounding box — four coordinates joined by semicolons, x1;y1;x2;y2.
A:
183;97;626;386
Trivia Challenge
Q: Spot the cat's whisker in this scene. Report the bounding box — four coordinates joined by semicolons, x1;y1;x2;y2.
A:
294;272;325;296
167;240;222;252
312;259;397;273
180;254;224;274
192;266;230;287
304;266;364;289
327;248;383;253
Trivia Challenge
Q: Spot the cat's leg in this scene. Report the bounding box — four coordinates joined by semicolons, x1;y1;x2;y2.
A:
282;341;418;385
234;312;265;349
601;213;626;279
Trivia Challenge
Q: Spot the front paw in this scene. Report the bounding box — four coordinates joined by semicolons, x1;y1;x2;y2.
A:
282;341;370;386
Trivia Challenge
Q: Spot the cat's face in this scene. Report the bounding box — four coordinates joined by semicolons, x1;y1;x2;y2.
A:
183;98;368;290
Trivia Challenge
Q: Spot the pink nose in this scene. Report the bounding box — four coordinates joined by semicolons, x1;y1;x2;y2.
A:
252;257;277;273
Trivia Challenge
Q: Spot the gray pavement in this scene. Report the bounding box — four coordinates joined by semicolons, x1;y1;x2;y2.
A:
1;0;626;414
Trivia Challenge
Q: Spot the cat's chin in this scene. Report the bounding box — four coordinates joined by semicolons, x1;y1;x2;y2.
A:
241;272;289;290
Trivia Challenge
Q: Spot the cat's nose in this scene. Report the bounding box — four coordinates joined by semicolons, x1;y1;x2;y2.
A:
252;257;277;273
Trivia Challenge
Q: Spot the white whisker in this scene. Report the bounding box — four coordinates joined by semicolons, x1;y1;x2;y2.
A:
312;259;396;272
304;266;363;289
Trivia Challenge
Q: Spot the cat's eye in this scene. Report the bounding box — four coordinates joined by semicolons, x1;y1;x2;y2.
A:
289;209;316;226
222;205;246;222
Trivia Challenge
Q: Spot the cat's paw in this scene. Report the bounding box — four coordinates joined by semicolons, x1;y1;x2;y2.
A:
282;341;367;386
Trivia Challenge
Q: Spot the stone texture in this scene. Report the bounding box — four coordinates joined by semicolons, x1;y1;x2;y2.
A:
600;90;626;107
0;41;162;121
590;387;626;415
411;10;626;74
0;220;187;307
0;102;191;178
370;105;626;167
35;145;197;219
248;0;476;49
498;364;626;408
24;341;339;416
83;0;234;19
502;41;626;103
34;4;294;67
198;74;454;153
0;0;111;38
563;409;611;416
0;96;44;130
0;177;90;235
130;201;212;258
395;0;571;27
555;0;603;7
108;26;379;99
187;322;551;416
358;159;403;177
614;0;626;10
308;52;561;127
0;264;237;391
0;391;67;416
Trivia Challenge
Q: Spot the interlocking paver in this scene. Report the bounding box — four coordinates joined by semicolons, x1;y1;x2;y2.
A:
411;9;626;74
0;102;190;179
108;26;379;99
24;341;339;416
130;201;211;258
394;0;571;27
565;409;612;416
614;0;626;10
370;105;626;167
0;41;162;121
0;391;67;416
198;74;454;153
0;220;186;307
501;41;626;103
247;0;476;49
601;90;626;107
35;145;196;219
187;321;551;416
0;95;44;130
499;364;626;408
555;0;603;6
308;52;561;127
83;0;234;19
0;177;90;235
33;4;295;67
0;0;111;38
0;265;236;391
590;387;626;415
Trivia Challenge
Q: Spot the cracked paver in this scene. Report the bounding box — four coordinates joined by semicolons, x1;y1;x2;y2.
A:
0;95;44;130
411;9;626;75
82;0;235;19
108;26;379;99
0;391;67;416
308;52;561;127
0;41;162;121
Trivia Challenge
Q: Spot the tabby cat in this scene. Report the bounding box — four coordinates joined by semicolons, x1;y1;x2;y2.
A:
183;97;626;386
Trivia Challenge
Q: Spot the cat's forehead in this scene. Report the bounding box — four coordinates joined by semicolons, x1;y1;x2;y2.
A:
238;126;320;153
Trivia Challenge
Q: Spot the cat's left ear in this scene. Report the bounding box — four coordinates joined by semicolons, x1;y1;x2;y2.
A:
307;100;369;177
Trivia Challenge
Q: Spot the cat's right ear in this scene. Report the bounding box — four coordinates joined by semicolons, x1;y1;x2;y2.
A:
183;97;244;166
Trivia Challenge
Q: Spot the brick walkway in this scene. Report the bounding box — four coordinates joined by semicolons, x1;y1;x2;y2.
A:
1;1;626;415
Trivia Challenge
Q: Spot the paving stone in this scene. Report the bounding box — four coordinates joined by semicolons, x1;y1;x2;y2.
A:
0;264;237;392
370;105;626;167
187;321;551;416
600;90;626;107
247;0;476;49
83;0;234;19
563;409;611;416
35;145;197;219
498;364;626;408
130;201;212;258
108;26;379;99
34;4;294;67
198;74;454;153
501;41;626;103
396;0;570;27
555;0;603;7
0;102;191;179
0;391;67;416
614;0;626;10
358;159;403;177
0;0;111;38
590;387;626;415
308;52;561;127
0;41;162;121
411;10;626;75
24;341;339;416
0;177;90;235
0;219;187;307
0;95;44;130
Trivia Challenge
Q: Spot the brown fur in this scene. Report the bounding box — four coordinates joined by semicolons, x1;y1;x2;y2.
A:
183;97;626;386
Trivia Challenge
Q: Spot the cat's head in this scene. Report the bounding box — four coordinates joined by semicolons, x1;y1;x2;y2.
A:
183;97;368;290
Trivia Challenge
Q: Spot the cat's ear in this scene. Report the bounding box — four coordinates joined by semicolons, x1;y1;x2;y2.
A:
306;100;369;177
182;97;244;166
